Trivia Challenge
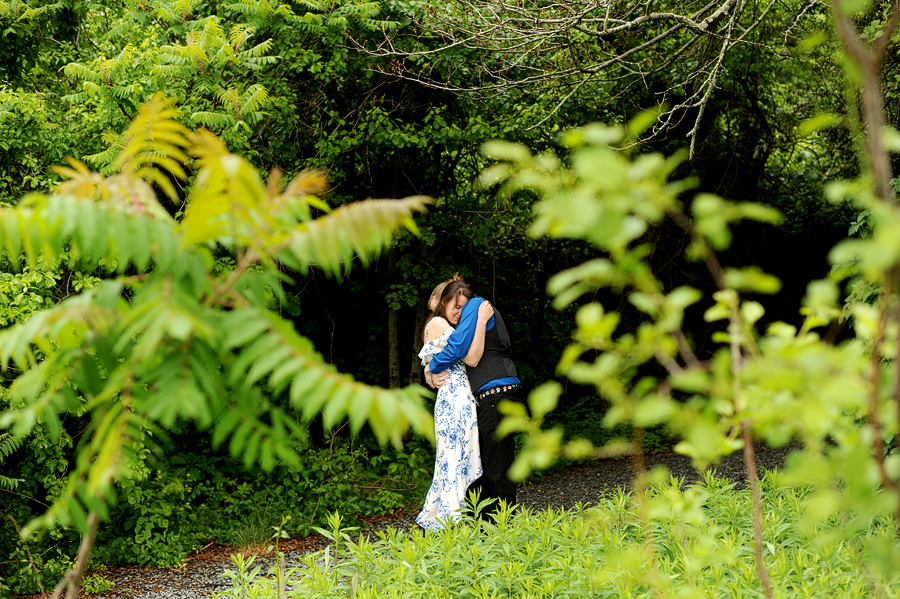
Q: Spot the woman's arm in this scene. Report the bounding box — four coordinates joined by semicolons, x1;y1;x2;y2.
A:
422;317;452;387
462;301;494;367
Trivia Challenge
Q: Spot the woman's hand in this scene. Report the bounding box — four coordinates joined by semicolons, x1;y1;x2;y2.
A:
478;300;494;323
424;366;450;389
432;371;450;388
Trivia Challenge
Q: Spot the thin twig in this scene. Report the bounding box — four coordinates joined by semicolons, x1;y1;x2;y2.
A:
8;515;46;597
730;311;774;599
49;512;99;599
741;422;774;599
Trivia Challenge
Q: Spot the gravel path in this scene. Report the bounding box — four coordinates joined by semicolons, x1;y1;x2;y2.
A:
96;444;792;599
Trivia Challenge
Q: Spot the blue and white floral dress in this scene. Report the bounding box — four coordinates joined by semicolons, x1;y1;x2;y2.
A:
416;326;482;530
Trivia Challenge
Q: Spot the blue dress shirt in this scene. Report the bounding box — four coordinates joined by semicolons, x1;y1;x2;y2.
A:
428;296;521;393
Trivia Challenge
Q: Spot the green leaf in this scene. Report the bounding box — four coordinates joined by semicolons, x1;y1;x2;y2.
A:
736;203;782;225
692;194;732;250
528;382;561;421
348;386;373;435
704;303;731;323
799;113;841;136
245;344;293;387
629;292;660;317
292;370;329;420
740;301;765;326
881;125;900;152
212;409;241;448
281;197;432;279
670;369;710;393
223;311;272;349
627;108;658;139
481;140;532;162
723;267;782;294
633;395;676;427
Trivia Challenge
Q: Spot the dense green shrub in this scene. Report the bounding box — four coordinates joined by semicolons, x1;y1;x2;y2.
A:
1;425;433;594
89;435;433;568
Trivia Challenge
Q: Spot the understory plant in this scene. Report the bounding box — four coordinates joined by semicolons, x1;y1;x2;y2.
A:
86;435;432;569
484;1;900;596
0;93;436;598
216;472;900;598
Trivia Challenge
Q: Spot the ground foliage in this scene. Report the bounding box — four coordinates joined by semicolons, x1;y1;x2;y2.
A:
221;473;900;598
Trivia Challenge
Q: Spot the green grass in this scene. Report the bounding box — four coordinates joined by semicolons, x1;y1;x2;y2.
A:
214;471;900;598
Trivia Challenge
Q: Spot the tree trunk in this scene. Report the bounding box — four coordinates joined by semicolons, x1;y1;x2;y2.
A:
387;248;400;388
409;298;427;386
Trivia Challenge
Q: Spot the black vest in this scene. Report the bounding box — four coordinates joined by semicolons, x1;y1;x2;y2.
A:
467;309;518;391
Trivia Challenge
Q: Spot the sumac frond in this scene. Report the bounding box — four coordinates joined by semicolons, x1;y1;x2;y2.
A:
0;95;434;544
277;196;431;278
63;62;102;83
221;308;434;446
191;110;235;129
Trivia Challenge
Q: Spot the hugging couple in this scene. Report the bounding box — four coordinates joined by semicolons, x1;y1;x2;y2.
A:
415;275;525;530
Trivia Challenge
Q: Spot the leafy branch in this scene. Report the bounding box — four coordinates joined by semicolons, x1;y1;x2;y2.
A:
0;92;437;596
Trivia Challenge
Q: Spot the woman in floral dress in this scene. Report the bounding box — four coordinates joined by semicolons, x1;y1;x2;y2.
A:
416;280;493;530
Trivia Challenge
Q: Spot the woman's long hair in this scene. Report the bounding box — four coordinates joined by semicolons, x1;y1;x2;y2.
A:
422;275;473;341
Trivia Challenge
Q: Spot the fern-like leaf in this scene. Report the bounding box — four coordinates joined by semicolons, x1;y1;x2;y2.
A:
216;86;241;111
225;0;291;17
240;84;268;114
0;431;23;490
360;18;398;31
293;0;323;11
221;308;435;447
239;38;273;59
21;401;147;536
190;110;236;129
112;93;191;202
20;1;65;20
0;281;123;370
356;2;381;18
180;130;269;246
228;23;254;50
0;432;22;457
0;195;179;272
152;63;192;77
63;62;102;83
81;145;121;172
276;196;432;278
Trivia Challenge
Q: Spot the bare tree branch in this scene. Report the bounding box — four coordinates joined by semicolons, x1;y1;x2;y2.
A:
353;0;810;156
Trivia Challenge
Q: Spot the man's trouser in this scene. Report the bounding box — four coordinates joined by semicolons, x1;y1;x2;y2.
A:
466;385;526;518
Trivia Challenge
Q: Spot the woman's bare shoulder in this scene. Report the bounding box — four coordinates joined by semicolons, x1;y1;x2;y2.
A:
426;317;451;340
